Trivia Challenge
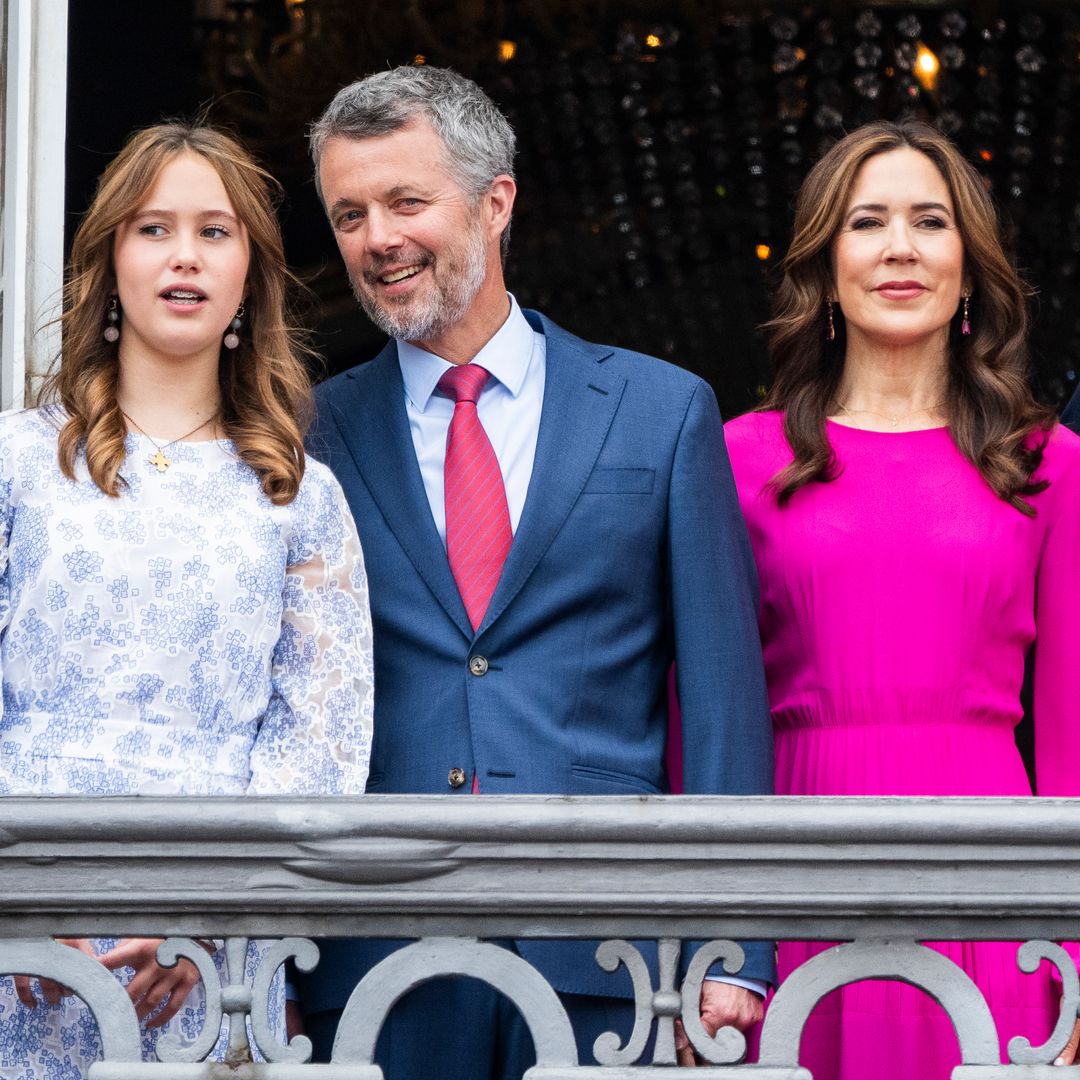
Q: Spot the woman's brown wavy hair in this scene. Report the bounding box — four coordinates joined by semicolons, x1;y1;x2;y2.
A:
761;120;1054;515
39;121;313;505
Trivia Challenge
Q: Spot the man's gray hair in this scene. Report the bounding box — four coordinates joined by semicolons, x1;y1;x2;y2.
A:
310;66;516;199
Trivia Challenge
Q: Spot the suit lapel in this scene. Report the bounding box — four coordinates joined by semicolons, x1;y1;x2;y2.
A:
327;344;474;641
478;312;625;633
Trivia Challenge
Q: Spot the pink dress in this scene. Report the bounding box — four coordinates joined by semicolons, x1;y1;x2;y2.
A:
725;410;1080;1079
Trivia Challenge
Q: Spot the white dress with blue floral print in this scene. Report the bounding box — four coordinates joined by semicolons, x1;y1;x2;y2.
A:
0;407;373;1077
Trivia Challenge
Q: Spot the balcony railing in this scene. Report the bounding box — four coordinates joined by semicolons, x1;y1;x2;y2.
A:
2;795;1079;1078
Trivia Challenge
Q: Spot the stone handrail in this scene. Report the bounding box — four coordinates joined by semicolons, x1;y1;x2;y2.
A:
1;795;1078;1077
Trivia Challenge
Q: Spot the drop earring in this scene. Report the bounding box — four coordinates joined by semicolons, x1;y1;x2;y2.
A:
825;298;836;341
223;303;244;350
961;294;971;336
103;296;120;343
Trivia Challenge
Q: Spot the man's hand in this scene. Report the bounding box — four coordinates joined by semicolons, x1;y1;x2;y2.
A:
97;937;204;1028
286;1000;305;1042
675;982;763;1067
1054;1017;1080;1065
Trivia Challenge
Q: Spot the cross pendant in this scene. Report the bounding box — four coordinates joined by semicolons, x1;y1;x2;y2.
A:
148;449;171;473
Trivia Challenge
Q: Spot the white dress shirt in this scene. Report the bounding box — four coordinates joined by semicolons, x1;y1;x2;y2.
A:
395;295;765;999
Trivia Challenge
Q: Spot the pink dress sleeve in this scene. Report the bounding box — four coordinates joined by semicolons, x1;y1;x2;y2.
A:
1033;426;1080;797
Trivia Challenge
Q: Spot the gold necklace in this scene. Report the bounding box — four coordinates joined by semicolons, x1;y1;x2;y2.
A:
837;400;946;429
120;409;219;473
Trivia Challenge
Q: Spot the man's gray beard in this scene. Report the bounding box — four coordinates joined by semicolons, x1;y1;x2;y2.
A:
352;222;488;344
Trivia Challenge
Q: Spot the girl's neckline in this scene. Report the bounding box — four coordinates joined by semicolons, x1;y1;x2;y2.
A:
126;431;232;447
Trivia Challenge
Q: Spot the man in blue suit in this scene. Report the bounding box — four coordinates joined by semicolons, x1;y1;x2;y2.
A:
299;65;774;1076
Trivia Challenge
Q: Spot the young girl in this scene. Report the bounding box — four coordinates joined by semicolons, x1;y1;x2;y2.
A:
0;123;373;1076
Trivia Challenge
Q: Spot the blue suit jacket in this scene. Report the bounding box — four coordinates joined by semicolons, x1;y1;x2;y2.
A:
1063;384;1080;436
302;310;775;1007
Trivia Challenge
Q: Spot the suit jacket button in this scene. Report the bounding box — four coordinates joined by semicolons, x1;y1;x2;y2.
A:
469;655;489;676
448;767;467;788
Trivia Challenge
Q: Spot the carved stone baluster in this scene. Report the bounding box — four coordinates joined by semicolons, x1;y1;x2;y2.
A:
651;938;683;1064
1006;941;1080;1065
0;938;142;1061
222;937;254;1063
592;938;681;1065
249;936;320;1063
154;937;224;1063
758;940;1000;1067
331;937;577;1072
679;940;749;1065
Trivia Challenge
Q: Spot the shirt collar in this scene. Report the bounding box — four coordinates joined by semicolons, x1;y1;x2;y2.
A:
398;294;534;412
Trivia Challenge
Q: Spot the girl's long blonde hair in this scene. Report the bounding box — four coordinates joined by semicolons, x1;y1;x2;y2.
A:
41;121;313;505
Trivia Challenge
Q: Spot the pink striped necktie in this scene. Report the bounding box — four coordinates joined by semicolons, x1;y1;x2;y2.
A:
437;363;512;633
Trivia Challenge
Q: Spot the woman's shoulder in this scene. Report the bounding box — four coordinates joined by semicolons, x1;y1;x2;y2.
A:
284;455;358;563
724;408;785;439
1044;419;1080;455
296;454;345;502
724;409;790;460
0;405;62;441
0;408;64;502
1033;421;1080;490
722;411;793;501
0;406;63;466
291;454;352;527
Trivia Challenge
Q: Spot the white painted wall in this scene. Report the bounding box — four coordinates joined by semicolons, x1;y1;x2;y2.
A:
1;0;69;409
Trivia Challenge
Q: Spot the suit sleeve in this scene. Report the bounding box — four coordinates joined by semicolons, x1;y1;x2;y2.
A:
668;381;774;797
1061;385;1080;437
667;381;776;987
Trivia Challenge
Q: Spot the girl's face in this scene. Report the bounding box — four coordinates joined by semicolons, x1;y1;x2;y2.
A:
112;151;249;368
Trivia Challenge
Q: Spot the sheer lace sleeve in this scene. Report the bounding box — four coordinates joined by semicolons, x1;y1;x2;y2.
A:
247;464;373;795
0;468;11;732
0;416;19;727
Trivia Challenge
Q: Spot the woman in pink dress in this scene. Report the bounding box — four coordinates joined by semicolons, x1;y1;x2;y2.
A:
725;120;1080;1078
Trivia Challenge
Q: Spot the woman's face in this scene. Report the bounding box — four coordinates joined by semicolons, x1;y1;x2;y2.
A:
832;146;965;353
112;151;250;368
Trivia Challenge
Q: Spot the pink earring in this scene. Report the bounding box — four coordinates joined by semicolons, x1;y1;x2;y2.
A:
103;296;120;343
223;303;245;350
961;294;971;336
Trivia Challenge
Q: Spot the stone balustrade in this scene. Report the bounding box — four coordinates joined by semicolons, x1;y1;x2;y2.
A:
2;795;1079;1078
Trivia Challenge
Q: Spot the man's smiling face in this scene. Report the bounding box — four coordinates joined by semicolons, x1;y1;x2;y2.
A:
319;120;489;345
